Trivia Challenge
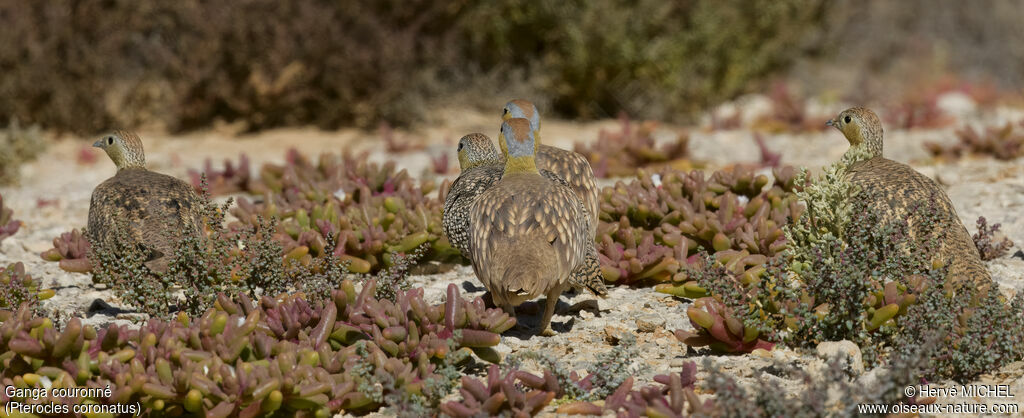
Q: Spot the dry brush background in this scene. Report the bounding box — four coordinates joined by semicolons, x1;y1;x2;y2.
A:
2;1;1024;416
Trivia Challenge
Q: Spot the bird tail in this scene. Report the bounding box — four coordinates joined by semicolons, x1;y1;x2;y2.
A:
498;240;559;299
943;226;993;287
569;246;608;297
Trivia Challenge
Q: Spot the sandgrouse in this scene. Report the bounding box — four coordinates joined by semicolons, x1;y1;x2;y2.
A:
88;130;203;273
827;107;991;286
443;133;607;297
502;99;601;238
468;119;592;336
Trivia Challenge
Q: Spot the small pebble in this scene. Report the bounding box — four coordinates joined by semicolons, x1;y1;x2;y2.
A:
635;315;665;333
604;325;629;344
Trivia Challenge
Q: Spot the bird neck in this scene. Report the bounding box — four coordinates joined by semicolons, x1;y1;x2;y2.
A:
842;138;882;165
461;154;501;170
841;143;880;166
458;153;475;170
504;156;539;174
116;161;146;171
866;140;882;157
843;124;883;160
112;166;146;175
107;148;146;171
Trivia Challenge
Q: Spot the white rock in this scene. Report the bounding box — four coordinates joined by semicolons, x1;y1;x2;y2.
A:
937;91;977;118
816;340;865;375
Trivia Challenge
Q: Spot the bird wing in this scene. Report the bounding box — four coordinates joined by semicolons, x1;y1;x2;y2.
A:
470;174;587;278
846;157;987;283
443;164;504;257
87;169;202;259
537;145;600;236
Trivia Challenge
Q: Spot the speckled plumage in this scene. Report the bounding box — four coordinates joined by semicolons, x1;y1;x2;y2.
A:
87;130;203;272
828;107;990;285
443;133;607;297
468;119;592;335
503;99;600;237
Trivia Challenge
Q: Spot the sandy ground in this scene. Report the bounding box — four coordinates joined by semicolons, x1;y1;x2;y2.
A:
2;95;1023;415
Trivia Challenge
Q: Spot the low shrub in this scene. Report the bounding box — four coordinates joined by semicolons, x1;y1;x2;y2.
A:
973;216;1015;260
0;119;45;185
0;0;829;134
677;149;1024;381
0;263;53;311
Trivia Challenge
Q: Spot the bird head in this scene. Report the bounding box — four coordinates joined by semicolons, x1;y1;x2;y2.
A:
456;133;499;170
93;130;146;170
499;118;539;174
827;107;883;158
502;99;541;141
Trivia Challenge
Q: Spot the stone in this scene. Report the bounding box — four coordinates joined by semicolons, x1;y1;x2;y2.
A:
815;340;865;375
604;325;630;344
636;314;665;333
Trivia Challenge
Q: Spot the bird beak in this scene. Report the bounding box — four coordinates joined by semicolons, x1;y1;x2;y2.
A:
92;139;104;148
825;119;834;127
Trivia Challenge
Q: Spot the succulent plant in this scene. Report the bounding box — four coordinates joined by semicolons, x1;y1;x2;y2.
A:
0;192;21;243
205;147;805;287
587;362;715;417
188;153;253;195
39;229;92;273
675;297;775;353
443;361;715;417
600;165;801;286
926;120;1024;161
227;150;458;274
0;280;512;416
0;263;54;311
440;364;559;417
574;114;691;178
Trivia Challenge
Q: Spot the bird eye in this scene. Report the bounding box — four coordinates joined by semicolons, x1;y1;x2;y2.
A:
843;116;851;124
107;136;114;145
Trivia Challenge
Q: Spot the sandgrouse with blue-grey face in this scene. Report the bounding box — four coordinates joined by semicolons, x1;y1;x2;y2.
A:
87;131;204;273
443;133;607;298
503;99;600;238
468;118;591;336
827;107;991;285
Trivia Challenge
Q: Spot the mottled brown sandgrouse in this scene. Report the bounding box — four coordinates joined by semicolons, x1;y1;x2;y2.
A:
88;130;203;273
443;133;607;298
503;99;600;237
468;119;592;336
827;107;990;285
